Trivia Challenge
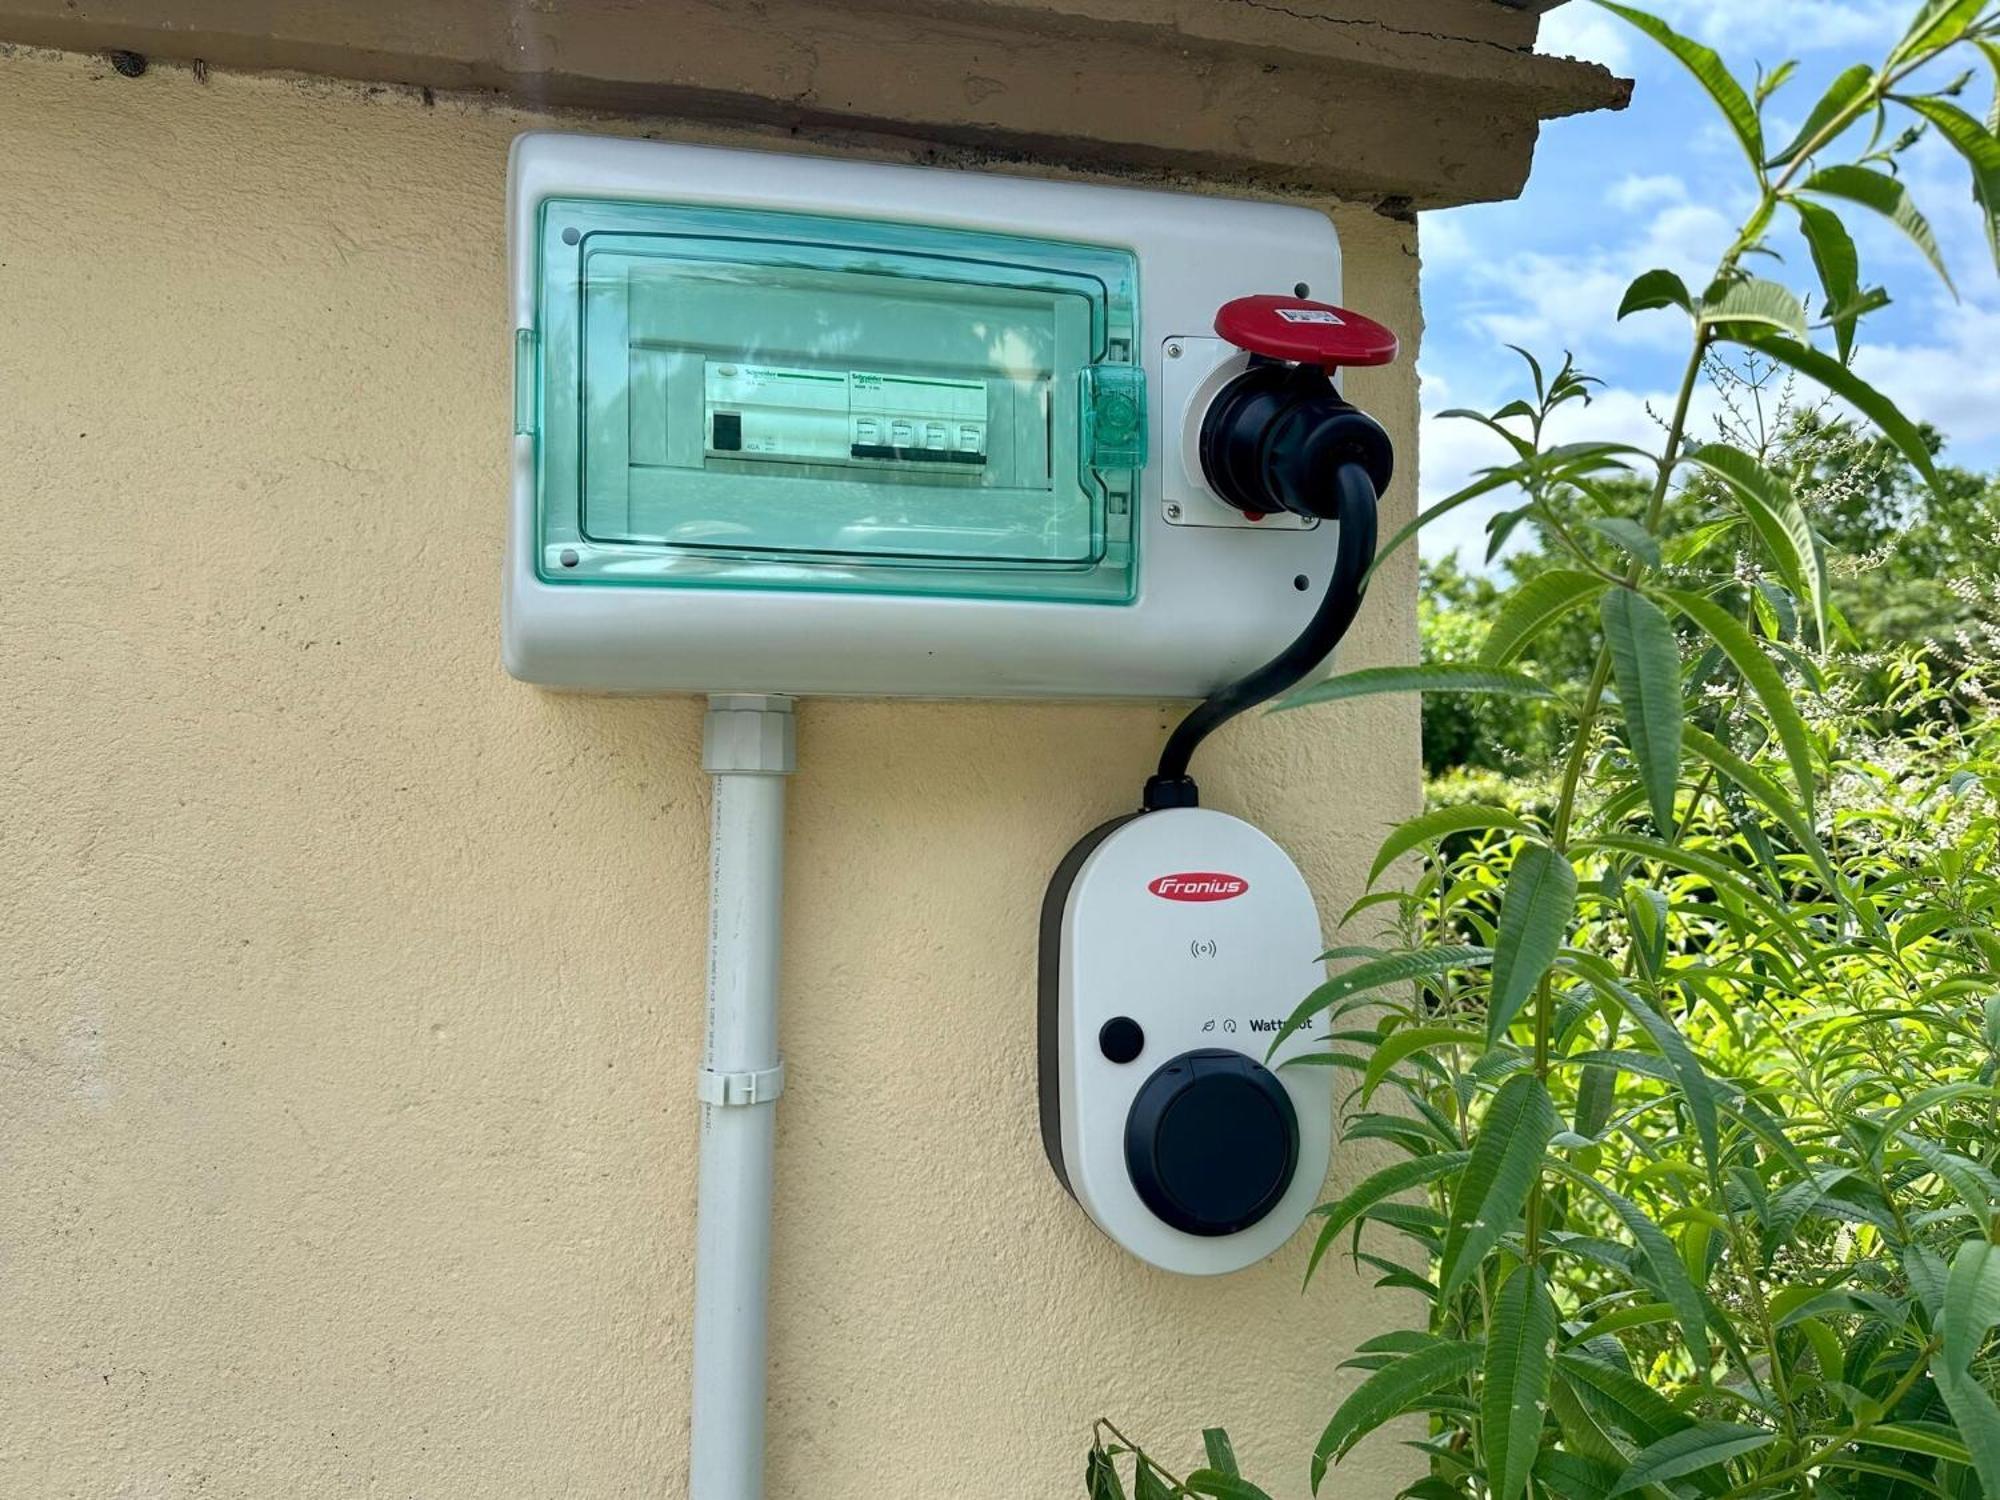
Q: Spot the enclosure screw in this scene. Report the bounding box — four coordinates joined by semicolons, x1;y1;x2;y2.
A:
561;227;581;245
1165;503;1183;520
559;549;580;568
1166;343;1183;359
108;50;148;77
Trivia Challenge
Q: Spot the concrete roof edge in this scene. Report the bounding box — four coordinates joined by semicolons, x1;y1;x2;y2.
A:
0;0;1632;209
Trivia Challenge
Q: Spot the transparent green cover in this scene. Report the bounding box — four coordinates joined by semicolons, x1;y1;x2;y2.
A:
525;197;1143;603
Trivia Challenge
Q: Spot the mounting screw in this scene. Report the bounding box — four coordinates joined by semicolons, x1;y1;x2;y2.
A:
1166;342;1183;359
1165;503;1183;521
559;548;580;568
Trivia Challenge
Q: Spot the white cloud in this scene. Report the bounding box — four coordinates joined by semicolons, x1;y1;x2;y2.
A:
1441;189;1735;361
1421;212;1476;272
1855;301;2000;453
1542;0;1906;60
1538;7;1634;70
1649;0;1906;49
1608;174;1687;214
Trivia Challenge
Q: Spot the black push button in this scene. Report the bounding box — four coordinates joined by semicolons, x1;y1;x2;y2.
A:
1124;1049;1299;1237
1098;1016;1145;1064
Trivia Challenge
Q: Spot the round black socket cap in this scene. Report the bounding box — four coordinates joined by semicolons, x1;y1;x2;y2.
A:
1124;1048;1299;1237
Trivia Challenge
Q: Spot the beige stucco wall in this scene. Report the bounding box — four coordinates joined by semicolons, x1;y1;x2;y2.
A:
0;47;1423;1499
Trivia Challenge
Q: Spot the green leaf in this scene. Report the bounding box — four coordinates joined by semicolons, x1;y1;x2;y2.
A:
1313;1341;1483;1487
1900;95;2000;274
1896;1132;2000;1231
1868;1083;1996;1163
1893;0;1989;63
1575;833;1793;934
1488;844;1578;1043
1088;1447;1128;1500
1586;517;1661;568
1938;1241;2000;1496
1791;198;1866;362
1184;1478;1274;1500
1481;569;1610;669
1483;1266;1558;1500
1438;1073;1558;1299
1768;62;1874;167
1555;1351;1693;1449
1368;804;1533;887
1594;3;1762;169
1800;164;1955;296
1618;268;1694;319
1700;275;1808;337
1566;1303;1675;1347
1270;946;1495;1055
1278;664;1560;712
1662;516;1741;565
1306;1152;1472;1286
1601;588;1684;838
1983;38;2000;135
1368;467;1524;582
1731;332;1943;495
1535;1451;1622;1500
1133;1458;1174;1500
1203;1429;1241;1479
1678;444;1828;644
1607;1422;1775;1496
1681;723;1839;895
1935;1366;2000;1498
1865;1423;1975;1466
1547;1157;1711;1366
1661;589;1818;814
1361;1025;1485;1104
1574;1060;1617;1140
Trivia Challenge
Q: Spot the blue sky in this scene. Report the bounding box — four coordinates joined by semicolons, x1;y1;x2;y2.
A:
1416;0;2000;563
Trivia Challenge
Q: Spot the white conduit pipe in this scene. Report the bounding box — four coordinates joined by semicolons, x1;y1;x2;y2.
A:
690;693;795;1500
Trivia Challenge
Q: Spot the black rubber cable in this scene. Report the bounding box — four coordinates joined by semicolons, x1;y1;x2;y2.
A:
1142;460;1381;811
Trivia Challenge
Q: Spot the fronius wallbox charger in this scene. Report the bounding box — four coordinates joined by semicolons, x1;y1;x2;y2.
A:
1040;810;1332;1275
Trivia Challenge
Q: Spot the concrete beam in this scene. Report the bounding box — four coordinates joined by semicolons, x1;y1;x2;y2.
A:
0;0;1629;209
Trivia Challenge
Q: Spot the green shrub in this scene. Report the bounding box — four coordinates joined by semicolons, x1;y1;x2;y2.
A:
1088;5;2000;1497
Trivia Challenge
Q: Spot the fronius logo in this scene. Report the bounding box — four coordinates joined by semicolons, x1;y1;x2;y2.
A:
1148;873;1249;902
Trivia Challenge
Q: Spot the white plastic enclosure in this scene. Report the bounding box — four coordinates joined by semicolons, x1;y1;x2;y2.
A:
1040;810;1331;1274
505;133;1352;698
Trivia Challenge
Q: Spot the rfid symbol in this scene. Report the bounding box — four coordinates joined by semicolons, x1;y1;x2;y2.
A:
1189;938;1219;959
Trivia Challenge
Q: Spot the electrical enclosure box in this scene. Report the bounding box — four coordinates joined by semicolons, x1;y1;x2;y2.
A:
507;134;1356;698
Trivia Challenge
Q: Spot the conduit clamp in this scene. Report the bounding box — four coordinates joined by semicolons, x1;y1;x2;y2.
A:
696;1062;787;1107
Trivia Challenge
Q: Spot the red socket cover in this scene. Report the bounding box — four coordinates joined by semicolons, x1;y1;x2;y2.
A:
1213;296;1400;370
